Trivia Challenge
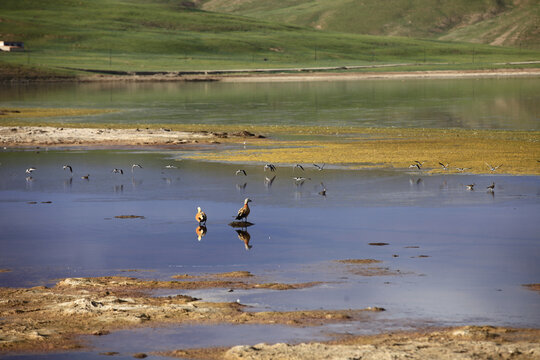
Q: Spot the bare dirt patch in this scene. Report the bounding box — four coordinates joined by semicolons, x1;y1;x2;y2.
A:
0;276;378;353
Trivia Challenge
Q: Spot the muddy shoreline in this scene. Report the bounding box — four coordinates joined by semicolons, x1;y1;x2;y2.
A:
1;272;539;359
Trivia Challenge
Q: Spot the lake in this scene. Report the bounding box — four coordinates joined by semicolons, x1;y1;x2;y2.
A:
1;78;539;358
1;77;539;130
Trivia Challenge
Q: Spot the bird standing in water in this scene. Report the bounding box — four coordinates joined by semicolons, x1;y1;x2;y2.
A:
195;206;207;225
235;198;252;221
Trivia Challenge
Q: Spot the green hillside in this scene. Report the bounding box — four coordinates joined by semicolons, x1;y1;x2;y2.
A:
0;0;538;77
200;0;540;49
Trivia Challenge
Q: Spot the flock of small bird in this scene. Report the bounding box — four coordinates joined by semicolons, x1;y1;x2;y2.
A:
23;159;502;247
408;160;502;193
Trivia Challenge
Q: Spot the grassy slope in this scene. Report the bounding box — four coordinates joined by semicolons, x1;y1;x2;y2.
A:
0;0;538;77
200;0;540;49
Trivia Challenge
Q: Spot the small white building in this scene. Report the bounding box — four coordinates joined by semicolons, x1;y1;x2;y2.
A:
0;41;25;52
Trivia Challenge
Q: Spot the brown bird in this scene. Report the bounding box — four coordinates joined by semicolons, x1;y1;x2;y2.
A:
195;206;207;225
196;225;207;241
235;198;252;221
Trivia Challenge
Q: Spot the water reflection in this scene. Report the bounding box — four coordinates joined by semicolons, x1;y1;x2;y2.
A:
196;226;207;242
235;229;252;250
1;79;539;130
264;175;276;189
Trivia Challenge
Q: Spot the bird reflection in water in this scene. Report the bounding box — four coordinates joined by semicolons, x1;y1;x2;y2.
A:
236;182;247;192
196;225;207;241
235;229;252;250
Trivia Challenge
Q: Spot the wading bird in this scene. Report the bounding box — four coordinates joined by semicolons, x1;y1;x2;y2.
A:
466;184;475;191
165;165;177;169
195;206;207;226
318;182;327;196
81;174;90;180
235;198;252;222
235;169;247;176
112;168;123;175
25;167;36;174
487;182;495;192
264;164;276;172
63;165;73;173
456;167;468;173
131;164;142;173
293;164;305;171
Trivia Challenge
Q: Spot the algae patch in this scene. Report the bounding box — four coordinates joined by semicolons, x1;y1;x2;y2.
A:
185;126;540;176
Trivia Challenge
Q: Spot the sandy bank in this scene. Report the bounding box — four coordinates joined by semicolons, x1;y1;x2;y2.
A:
0;126;260;147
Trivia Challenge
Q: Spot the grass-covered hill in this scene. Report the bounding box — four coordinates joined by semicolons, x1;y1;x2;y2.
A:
0;0;538;77
199;0;540;49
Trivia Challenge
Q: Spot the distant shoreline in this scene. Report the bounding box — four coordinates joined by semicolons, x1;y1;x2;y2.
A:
79;68;540;83
3;67;539;84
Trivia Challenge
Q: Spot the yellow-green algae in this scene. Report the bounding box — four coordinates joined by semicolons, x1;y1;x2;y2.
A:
184;126;540;176
1;110;538;175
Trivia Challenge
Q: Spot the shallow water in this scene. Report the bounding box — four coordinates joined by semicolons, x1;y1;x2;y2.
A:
1;78;539;130
1;148;539;351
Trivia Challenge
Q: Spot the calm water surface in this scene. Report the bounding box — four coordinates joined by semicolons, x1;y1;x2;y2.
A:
1;78;539;130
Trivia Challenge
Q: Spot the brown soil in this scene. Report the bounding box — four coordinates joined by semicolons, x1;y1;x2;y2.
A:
163;326;540;360
0;275;375;353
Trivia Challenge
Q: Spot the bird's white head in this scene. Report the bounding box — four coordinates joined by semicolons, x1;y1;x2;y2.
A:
244;198;252;204
197;206;202;212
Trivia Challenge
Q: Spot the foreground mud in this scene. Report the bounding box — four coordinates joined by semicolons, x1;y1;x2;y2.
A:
165;326;540;360
0;273;381;353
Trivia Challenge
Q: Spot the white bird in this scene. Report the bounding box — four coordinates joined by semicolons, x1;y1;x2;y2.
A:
165;165;177;169
25;167;36;174
293;176;310;186
112;168;123;174
438;162;449;170
235;169;247;176
456;167;468;172
264;164;276;172
313;163;325;171
63;165;73;173
131;164;143;173
466;184;475;191
485;163;502;172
